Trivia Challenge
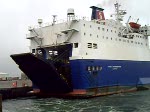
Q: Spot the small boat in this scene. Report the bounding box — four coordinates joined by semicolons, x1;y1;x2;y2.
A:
129;22;141;29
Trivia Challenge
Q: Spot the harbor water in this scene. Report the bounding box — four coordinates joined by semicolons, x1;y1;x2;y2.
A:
3;90;150;112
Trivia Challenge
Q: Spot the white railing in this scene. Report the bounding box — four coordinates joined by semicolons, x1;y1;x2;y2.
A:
28;16;90;29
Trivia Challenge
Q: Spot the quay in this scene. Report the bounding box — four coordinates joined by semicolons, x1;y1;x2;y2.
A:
0;87;33;100
0;79;33;100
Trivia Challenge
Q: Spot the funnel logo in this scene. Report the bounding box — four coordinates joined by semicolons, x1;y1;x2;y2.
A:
97;10;105;20
91;6;105;20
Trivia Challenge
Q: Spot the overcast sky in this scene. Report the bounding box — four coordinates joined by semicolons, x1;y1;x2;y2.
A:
0;0;150;76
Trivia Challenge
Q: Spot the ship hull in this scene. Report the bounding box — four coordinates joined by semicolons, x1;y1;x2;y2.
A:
11;53;72;93
11;54;150;98
70;59;150;89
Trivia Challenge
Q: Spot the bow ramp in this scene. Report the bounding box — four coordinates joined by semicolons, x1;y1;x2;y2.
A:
10;53;72;93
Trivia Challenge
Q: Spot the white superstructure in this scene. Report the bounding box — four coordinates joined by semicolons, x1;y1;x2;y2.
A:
26;2;150;62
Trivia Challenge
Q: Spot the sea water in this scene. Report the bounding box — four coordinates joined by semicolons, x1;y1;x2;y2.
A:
3;90;150;112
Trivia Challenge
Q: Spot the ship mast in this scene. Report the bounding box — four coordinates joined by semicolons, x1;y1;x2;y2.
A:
114;2;126;22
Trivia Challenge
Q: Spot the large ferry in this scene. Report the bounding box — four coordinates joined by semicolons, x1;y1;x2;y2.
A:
11;3;150;98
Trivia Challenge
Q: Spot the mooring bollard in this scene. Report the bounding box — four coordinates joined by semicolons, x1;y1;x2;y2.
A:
0;94;2;112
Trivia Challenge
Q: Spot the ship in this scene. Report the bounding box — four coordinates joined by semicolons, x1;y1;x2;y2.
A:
11;2;150;98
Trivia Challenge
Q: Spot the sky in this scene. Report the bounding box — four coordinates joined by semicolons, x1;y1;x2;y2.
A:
0;0;150;76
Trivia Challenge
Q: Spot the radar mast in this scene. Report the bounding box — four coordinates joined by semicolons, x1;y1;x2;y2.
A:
113;2;127;22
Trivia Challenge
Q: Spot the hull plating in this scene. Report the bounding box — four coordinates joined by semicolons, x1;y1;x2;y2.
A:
11;53;72;93
70;59;150;89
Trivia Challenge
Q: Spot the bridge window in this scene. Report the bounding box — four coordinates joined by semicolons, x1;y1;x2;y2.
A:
74;43;78;48
54;51;58;55
93;43;98;49
49;51;52;55
38;50;42;54
32;49;35;53
88;43;92;48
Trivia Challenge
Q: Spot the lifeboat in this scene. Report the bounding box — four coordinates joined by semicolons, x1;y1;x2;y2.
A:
129;22;141;29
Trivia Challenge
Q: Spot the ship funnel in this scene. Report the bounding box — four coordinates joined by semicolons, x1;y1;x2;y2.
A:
67;8;75;21
90;4;105;21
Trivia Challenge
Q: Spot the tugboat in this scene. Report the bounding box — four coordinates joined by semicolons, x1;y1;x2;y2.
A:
11;2;150;98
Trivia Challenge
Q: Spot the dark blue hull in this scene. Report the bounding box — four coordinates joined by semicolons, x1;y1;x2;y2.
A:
11;53;150;97
70;59;150;89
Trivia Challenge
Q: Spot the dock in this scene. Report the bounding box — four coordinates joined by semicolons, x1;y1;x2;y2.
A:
0;79;33;100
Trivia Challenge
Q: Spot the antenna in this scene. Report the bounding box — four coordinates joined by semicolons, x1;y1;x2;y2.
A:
38;19;43;27
52;15;57;25
114;2;126;22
